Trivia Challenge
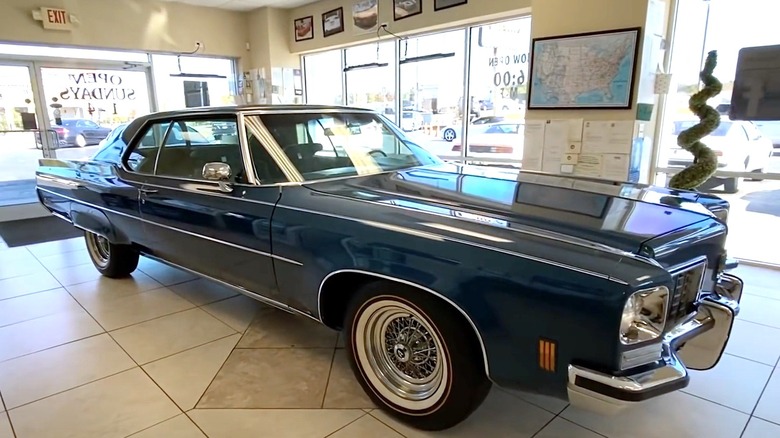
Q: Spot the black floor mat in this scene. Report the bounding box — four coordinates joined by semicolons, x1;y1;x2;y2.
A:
0;216;83;247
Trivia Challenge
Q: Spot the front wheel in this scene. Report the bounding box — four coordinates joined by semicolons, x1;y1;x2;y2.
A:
75;134;87;148
85;231;139;278
345;281;491;431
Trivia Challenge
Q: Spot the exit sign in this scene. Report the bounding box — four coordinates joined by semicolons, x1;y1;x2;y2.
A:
36;7;73;31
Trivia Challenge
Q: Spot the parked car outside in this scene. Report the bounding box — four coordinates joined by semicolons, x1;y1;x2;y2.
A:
400;110;424;131
451;122;524;160
36;105;743;431
55;118;112;147
662;117;773;193
755;120;780;150
441;115;505;142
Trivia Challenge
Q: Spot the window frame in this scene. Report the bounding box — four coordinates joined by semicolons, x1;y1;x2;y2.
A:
120;112;264;187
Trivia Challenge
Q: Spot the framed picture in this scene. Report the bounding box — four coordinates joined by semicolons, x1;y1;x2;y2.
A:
322;7;344;37
352;0;378;33
394;0;422;20
527;27;641;109
294;16;314;42
433;0;466;11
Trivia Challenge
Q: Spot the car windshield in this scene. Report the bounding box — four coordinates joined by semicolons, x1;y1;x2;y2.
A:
252;112;441;181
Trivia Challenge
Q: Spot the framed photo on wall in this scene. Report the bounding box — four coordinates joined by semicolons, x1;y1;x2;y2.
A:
394;0;422;20
433;0;467;11
527;27;642;109
322;7;345;37
294;16;314;42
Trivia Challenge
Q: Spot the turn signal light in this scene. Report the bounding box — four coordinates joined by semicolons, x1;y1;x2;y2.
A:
538;338;557;372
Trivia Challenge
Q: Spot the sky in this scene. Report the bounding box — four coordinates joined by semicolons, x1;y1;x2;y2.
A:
674;0;780;84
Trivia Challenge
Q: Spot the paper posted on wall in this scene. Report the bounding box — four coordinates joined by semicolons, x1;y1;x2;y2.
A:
541;120;569;173
573;154;602;177
582;120;635;154
522;121;546;171
601;154;630;181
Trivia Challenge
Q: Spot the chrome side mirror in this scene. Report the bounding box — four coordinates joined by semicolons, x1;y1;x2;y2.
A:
202;162;232;193
203;162;231;181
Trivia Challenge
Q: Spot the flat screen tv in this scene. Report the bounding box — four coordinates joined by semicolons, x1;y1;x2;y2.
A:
729;44;780;121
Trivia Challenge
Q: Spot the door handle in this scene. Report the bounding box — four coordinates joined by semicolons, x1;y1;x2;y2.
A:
140;188;159;195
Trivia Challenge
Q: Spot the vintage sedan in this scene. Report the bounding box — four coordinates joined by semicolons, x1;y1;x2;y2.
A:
35;105;743;431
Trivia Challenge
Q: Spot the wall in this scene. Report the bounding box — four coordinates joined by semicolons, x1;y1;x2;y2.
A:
0;0;248;58
287;0;532;54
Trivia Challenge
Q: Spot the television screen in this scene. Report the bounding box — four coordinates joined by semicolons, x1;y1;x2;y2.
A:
729;44;780;121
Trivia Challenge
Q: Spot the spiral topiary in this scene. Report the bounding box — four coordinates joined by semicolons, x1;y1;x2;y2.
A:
668;50;722;191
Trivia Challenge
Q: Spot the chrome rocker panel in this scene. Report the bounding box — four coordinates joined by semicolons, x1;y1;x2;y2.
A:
566;273;742;415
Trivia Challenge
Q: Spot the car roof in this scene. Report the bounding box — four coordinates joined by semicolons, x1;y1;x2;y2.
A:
121;104;376;144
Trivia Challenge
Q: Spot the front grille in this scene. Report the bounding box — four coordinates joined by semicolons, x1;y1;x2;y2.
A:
668;260;707;323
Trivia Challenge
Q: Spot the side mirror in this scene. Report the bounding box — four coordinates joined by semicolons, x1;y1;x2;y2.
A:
202;162;232;193
202;162;231;181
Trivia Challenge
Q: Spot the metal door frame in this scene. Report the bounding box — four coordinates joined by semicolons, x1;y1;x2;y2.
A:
0;56;157;222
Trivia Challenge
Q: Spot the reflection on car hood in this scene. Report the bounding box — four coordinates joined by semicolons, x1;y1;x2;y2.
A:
305;163;725;254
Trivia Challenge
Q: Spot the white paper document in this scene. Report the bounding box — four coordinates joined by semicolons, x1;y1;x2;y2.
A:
582;120;635;154
541;120;569;173
601;153;631;181
522;121;546;171
567;118;584;141
573;154;603;177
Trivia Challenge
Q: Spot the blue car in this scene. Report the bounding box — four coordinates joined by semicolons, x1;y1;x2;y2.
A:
35;105;743;431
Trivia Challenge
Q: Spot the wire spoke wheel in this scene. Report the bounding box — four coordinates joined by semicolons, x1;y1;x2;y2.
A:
86;232;111;268
354;298;449;411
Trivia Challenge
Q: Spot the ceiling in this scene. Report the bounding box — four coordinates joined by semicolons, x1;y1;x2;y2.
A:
157;0;319;11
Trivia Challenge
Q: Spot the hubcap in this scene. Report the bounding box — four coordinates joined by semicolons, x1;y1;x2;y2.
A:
86;233;110;268
355;299;448;410
444;130;455;141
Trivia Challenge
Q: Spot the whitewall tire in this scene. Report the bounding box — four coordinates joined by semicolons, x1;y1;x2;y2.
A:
344;280;491;431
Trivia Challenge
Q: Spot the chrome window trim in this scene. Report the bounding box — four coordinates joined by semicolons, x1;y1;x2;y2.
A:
317;268;493;381
36;187;302;266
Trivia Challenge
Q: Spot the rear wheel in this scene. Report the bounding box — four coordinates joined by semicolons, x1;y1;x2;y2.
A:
84;231;139;278
443;129;456;142
345;281;491;431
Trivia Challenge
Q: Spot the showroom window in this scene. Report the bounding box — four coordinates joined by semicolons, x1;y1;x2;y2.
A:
656;0;780;265
345;42;397;122
151;54;237;111
300;16;532;165
303;50;344;105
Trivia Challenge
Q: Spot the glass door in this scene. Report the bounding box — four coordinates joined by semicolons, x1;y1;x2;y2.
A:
0;63;54;208
38;63;153;162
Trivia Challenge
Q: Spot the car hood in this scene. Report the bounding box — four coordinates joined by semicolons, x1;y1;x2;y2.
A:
304;163;724;254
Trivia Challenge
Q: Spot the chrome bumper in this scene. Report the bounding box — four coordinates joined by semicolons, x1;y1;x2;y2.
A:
567;273;743;415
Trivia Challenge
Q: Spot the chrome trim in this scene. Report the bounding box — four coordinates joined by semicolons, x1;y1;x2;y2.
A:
36;187;303;266
236;112;258;185
317;269;492;380
568;353;687;399
281;203;626;284
240;108;376;116
244;116;304;182
141;253;318;321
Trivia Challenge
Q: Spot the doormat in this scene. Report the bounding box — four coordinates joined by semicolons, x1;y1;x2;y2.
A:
0;216;83;247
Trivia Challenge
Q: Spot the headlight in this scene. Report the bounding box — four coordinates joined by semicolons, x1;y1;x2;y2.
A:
712;208;728;223
620;286;669;345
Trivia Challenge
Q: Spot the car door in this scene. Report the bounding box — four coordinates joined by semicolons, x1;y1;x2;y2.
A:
129;115;284;300
76;119;100;143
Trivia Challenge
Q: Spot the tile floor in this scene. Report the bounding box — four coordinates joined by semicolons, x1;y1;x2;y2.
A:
0;236;778;438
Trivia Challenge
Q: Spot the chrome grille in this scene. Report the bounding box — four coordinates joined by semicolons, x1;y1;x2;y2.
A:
668;260;707;322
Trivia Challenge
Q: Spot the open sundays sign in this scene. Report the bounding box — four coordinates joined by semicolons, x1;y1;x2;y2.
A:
56;72;138;101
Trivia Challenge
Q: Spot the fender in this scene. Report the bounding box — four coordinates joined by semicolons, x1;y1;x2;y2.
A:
318;268;492;379
70;203;132;245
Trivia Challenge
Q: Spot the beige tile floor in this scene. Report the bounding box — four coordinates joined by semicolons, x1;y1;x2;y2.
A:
0;237;778;438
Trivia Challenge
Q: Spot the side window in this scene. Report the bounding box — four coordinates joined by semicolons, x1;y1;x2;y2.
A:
155;118;246;183
246;130;288;184
124;122;170;173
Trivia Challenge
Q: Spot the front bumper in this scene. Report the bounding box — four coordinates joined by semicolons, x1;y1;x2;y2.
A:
567;273;743;415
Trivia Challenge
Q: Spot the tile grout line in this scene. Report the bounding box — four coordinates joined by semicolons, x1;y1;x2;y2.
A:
722;351;780;368
367;410;411;437
529;412;559;438
320;348;339;409
1;391;17;438
122;412;183;438
183;409;211;438
191;326;250;410
740;355;780;437
550;404;609;437
322;411;371;438
679;389;757;416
